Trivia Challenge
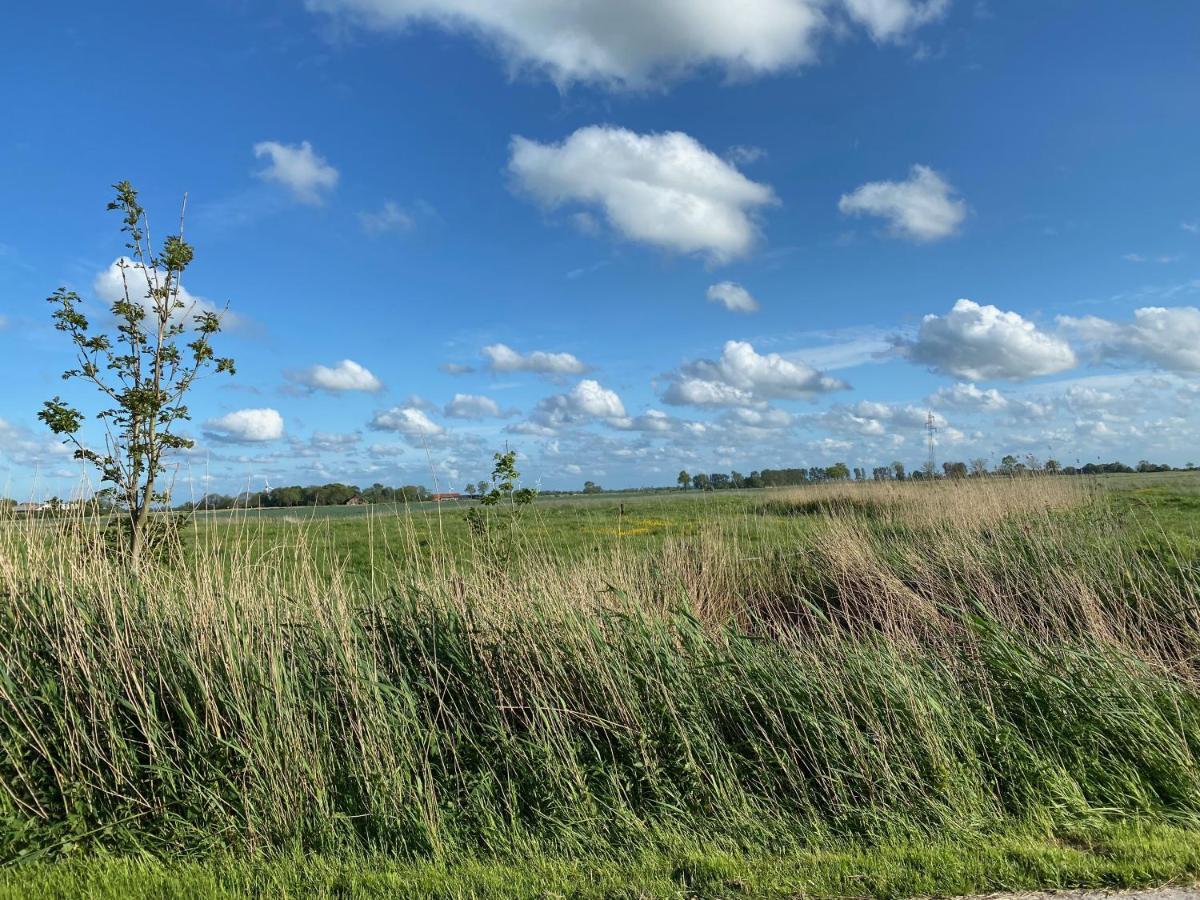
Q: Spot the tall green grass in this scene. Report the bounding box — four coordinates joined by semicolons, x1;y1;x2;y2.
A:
0;477;1197;891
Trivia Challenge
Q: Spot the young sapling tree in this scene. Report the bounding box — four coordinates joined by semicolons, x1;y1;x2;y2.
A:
39;182;235;566
465;449;536;565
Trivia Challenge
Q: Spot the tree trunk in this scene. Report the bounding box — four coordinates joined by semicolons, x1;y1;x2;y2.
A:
129;513;143;567
130;474;155;569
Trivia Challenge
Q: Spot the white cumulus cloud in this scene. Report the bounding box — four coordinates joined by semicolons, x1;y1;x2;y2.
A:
843;0;949;42
254;140;339;205
94;258;237;329
288;359;384;392
707;281;760;313
816;401;945;442
663;379;757;408
509;126;776;264
927;382;1009;413
609;409;687;433
369;406;445;438
1059;306;1200;374
204;408;285;443
531;379;626;429
482;342;588;375
721;407;795;429
663;340;847;407
444;393;503;419
838;164;966;241
901;299;1076;381
305;0;946;90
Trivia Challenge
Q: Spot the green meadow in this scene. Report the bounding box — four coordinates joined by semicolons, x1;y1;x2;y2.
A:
1;473;1199;897
179;471;1200;580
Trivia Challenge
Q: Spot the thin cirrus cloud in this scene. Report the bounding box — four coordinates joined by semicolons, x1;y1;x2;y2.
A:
482;342;588;376
1122;252;1180;264
0;416;71;467
304;0;949;90
898;299;1077;381
358;200;416;235
309;431;362;450
204;408;285;443
725;145;767;165
287;359;384;393
253;140;339;205
1059;306;1200;374
838;164;966;242
662;340;848;408
707;281;760;313
508;126;777;265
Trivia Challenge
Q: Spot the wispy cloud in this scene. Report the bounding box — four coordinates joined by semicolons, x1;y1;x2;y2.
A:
566;260;609;280
253;140;339;205
359;201;415;235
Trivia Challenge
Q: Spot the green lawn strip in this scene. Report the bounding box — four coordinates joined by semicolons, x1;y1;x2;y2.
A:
4;821;1199;899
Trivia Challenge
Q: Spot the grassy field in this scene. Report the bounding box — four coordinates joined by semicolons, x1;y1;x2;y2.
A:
1;473;1198;897
180;472;1199;582
183;487;778;581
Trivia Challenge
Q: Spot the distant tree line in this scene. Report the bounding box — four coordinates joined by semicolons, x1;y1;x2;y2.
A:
179;481;431;511
665;457;1192;492
674;464;855;492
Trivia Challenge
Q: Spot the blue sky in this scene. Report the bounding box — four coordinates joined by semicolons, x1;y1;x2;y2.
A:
2;0;1199;497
